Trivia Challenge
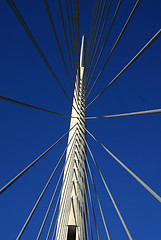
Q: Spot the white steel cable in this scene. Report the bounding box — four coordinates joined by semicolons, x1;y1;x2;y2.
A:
86;0;122;92
86;0;141;99
85;108;161;119
86;140;133;240
83;125;161;203
86;29;161;109
36;131;77;240
85;169;100;240
0;124;77;195
0;95;76;119
16;128;77;240
85;155;111;240
6;0;79;115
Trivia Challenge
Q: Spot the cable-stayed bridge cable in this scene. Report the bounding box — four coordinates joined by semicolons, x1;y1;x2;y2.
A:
85;153;111;240
44;0;73;93
45;132;77;240
36;163;64;240
85;0;107;84
58;0;75;84
65;0;76;76
85;0;98;72
50;135;77;240
85;165;100;240
78;123;133;238
83;126;161;203
86;0;141;100
86;188;94;240
85;0;113;88
0;124;77;195
74;0;80;70
85;0;101;78
36;131;77;240
85;108;161;119
70;0;78;70
0;95;76;118
47;192;61;240
86;0;122;94
86;140;133;240
15;127;77;240
44;0;79;109
86;29;161;109
54;136;78;239
85;0;103;78
6;0;79;114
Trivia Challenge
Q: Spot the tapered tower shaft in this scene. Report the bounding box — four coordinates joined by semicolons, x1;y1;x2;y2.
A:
56;36;87;240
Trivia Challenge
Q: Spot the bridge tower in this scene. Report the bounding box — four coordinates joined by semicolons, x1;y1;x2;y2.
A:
56;35;87;240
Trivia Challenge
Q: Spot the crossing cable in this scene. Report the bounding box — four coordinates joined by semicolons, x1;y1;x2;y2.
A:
44;0;73;93
85;108;161;119
85;0;107;84
54;136;78;239
60;140;81;240
85;0;101;77
74;0;80;70
74;152;87;240
72;128;86;239
58;0;75;84
86;141;133;240
76;127;110;239
75;126;99;239
85;0;104;81
73;0;80;105
36;170;62;240
86;0;103;69
51;205;59;240
53;137;77;240
65;0;76;77
6;0;79;115
86;186;94;240
36;131;77;240
71;0;78;69
44;0;79;110
86;0;122;93
75;144;93;240
44;0;78;107
86;29;161;109
85;0;104;88
72;124;87;239
15;126;77;240
47;192;61;240
80;157;89;240
86;0;141;100
0;95;76;118
85;0;113;88
77;0;80;63
85;163;100;240
83;126;161;203
85;153;111;240
85;0;98;72
85;0;98;58
0;123;77;195
81;168;94;240
45;133;77;240
65;0;80;107
70;0;78;70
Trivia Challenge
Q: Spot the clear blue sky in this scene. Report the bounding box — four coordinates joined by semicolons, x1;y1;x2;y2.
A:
0;0;161;239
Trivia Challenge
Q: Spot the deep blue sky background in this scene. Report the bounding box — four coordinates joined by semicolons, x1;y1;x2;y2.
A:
0;0;161;239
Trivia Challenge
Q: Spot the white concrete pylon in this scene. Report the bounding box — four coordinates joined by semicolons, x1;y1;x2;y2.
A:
56;35;87;240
